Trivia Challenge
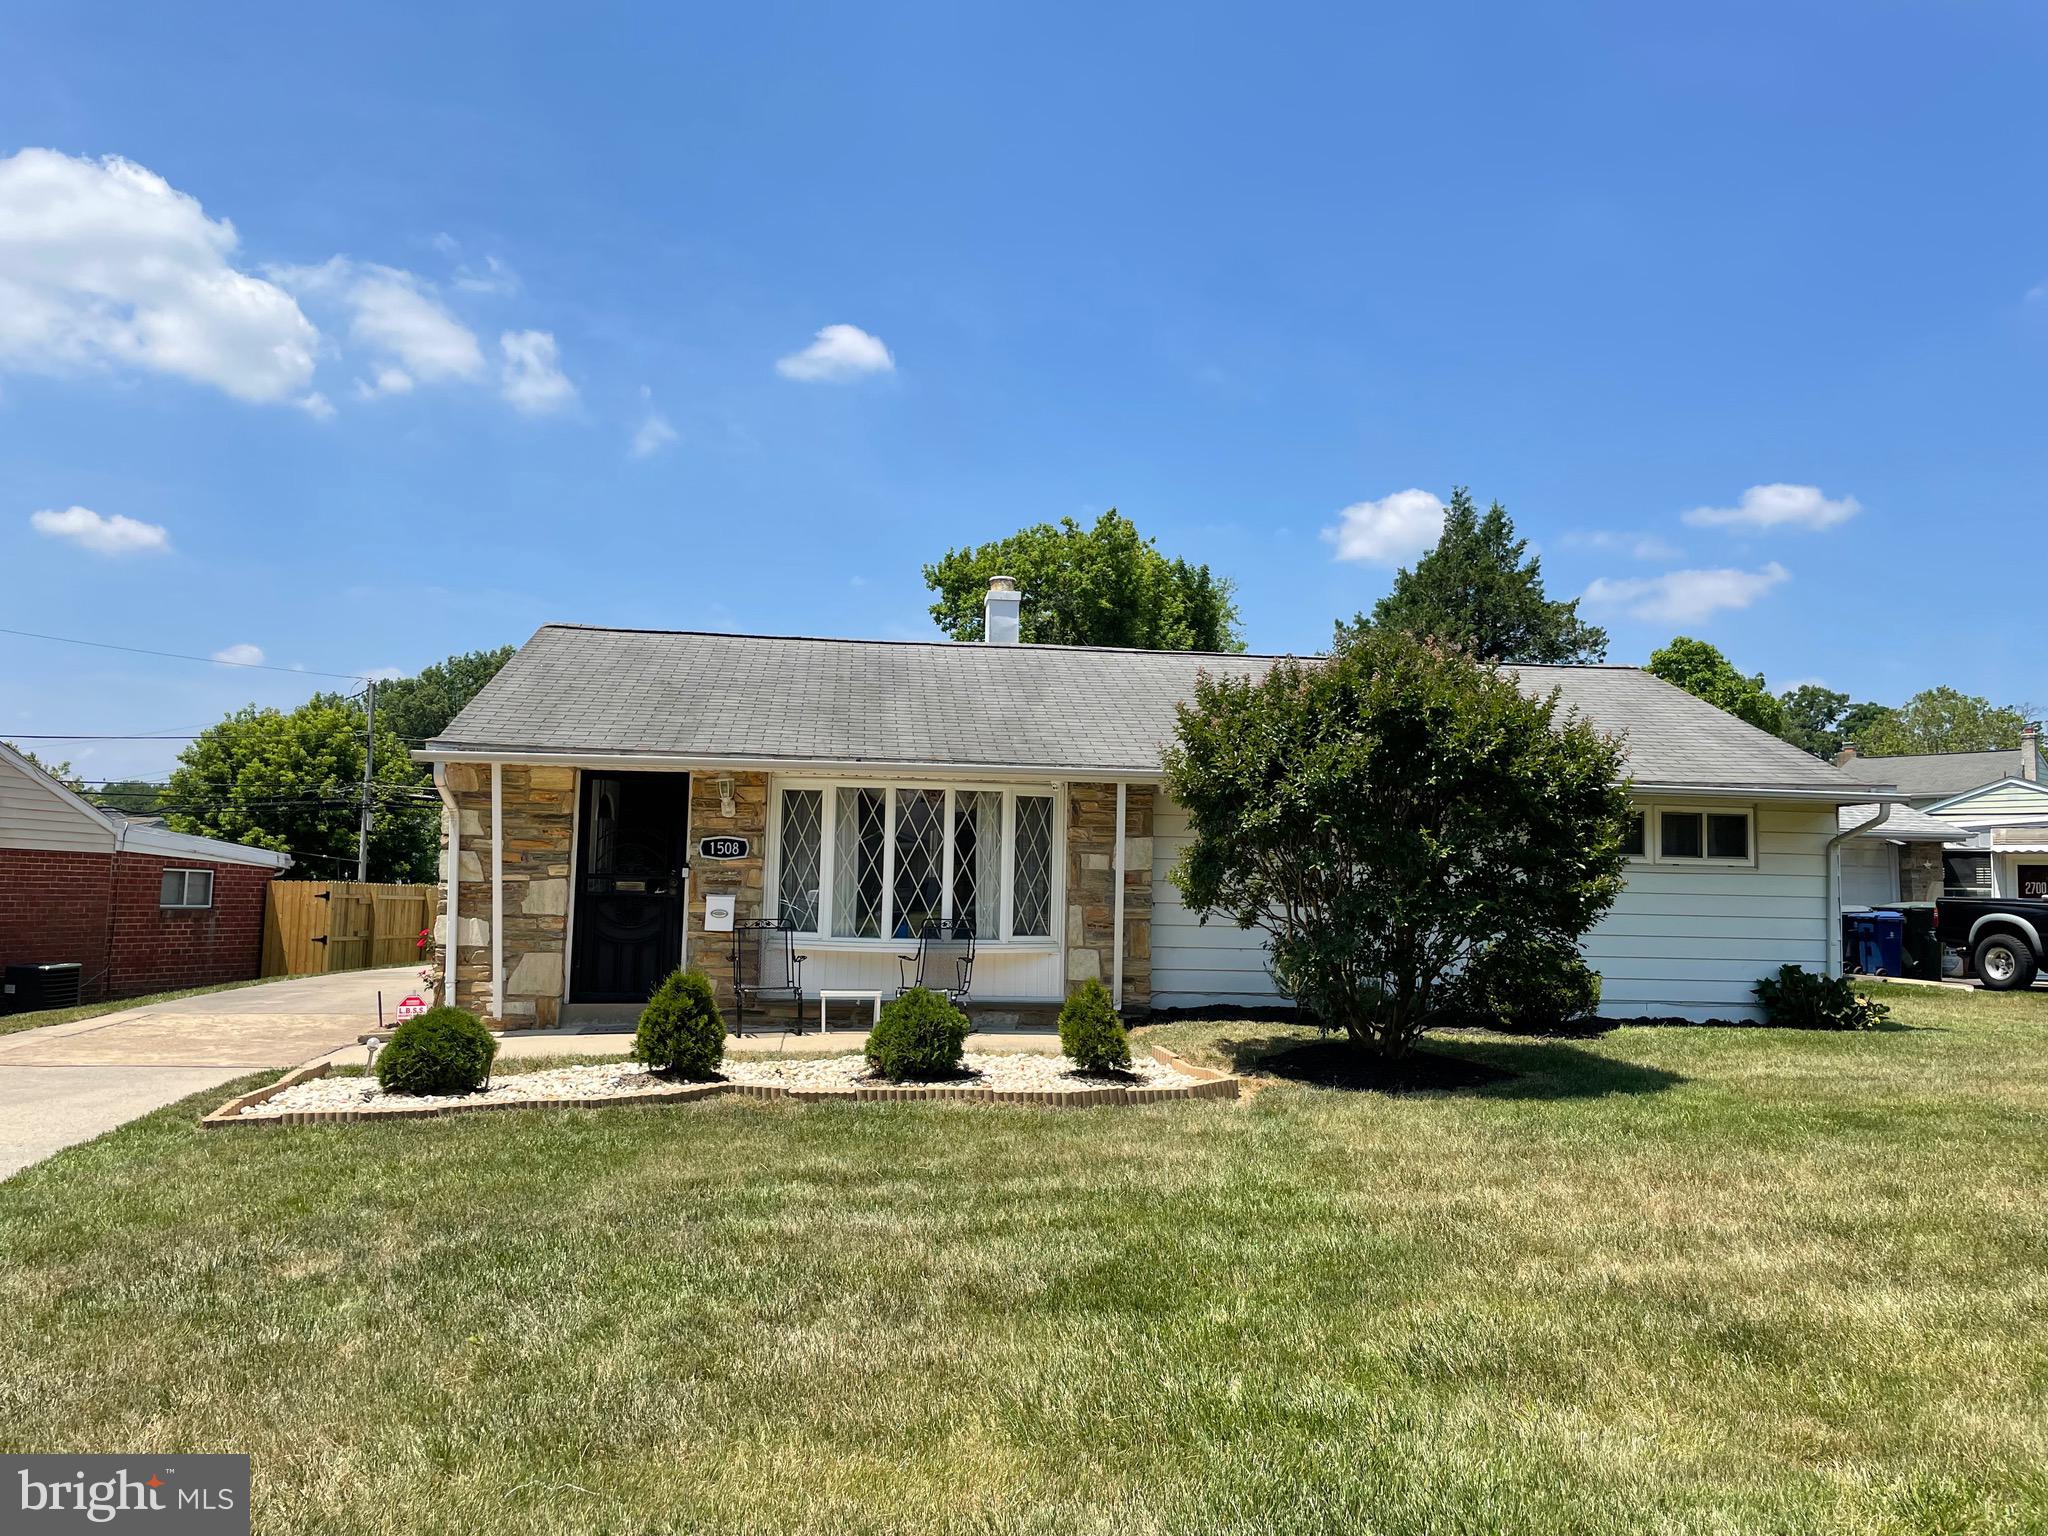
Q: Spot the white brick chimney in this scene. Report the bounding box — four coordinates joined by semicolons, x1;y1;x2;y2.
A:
2024;724;2040;782
983;575;1021;645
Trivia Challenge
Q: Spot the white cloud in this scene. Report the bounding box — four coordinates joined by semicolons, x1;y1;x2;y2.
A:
1583;561;1790;623
0;148;319;403
499;330;574;414
631;410;676;458
210;642;265;665
1321;489;1446;565
451;254;518;297
29;504;170;556
1564;529;1682;561
354;366;415;400
1682;483;1861;532
775;323;895;382
297;391;335;421
279;258;484;384
361;665;406;682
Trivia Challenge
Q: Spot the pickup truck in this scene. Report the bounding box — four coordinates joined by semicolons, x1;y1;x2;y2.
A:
1937;897;2048;990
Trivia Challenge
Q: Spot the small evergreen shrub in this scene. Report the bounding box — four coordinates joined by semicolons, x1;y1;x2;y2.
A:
1754;965;1890;1030
865;987;970;1081
375;1006;497;1095
1450;938;1603;1034
634;968;726;1079
1057;978;1132;1074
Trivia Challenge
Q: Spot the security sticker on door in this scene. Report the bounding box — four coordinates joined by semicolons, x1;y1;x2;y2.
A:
703;894;736;933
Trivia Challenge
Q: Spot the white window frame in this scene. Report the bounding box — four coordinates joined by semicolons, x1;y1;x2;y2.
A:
159;867;215;909
766;779;1063;948
1630;802;1757;868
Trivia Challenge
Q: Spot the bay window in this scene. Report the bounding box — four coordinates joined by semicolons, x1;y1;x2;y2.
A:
772;782;1058;942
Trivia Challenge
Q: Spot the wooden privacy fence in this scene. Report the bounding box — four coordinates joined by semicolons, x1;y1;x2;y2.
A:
261;881;434;978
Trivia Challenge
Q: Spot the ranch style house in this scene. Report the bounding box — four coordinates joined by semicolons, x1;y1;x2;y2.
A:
415;580;1905;1028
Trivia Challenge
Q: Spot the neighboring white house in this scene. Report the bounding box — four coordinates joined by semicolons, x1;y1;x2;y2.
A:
1837;731;2048;900
1835;802;1978;909
415;584;1899;1027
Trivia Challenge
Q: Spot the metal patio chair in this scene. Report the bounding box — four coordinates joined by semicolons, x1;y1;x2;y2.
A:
895;919;976;1005
732;917;810;1034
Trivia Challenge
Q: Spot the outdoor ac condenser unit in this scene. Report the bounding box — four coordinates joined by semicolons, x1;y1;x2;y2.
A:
1;961;83;1015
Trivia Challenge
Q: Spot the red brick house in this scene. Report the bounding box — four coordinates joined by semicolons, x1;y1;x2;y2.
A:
0;741;292;1006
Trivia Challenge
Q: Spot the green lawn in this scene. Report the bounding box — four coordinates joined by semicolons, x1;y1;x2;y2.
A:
0;975;278;1037
2;983;2044;1534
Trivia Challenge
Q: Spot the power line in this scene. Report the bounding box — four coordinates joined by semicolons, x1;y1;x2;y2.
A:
0;625;368;681
7;741;207;749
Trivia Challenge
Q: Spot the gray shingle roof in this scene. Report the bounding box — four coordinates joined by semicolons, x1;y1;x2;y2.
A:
1835;749;2024;800
426;625;1879;797
1838;803;1978;842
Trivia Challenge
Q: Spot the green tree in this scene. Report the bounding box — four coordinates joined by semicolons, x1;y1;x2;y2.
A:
165;699;436;881
1777;686;1900;760
2;744;83;790
372;646;515;747
1165;628;1632;1057
1854;687;2032;756
1344;488;1607;663
924;509;1243;650
89;779;167;815
1647;637;1790;738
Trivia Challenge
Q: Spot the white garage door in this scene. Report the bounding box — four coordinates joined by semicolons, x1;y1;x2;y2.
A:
1149;798;1287;1008
1840;841;1899;909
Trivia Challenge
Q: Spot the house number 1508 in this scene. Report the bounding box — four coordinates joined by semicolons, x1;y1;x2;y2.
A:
698;836;750;861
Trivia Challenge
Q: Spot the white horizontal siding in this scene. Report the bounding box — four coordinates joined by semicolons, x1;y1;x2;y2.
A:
0;756;112;853
1152;795;1835;1023
1840;841;1898;907
1150;799;1285;1007
1586;804;1834;1021
1926;781;2048;825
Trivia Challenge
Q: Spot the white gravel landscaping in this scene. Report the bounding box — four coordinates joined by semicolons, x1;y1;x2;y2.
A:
237;1050;1198;1119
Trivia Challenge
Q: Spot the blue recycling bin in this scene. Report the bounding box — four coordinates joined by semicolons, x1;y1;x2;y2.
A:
1848;910;1906;977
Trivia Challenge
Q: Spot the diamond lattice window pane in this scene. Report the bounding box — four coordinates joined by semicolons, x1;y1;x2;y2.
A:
1012;795;1054;937
777;789;823;932
952;791;1002;939
833;787;886;938
893;788;945;939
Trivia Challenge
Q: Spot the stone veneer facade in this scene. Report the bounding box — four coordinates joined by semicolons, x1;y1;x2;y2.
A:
1065;782;1152;1011
436;762;575;1025
1899;841;1943;904
435;766;1155;1025
682;771;769;1006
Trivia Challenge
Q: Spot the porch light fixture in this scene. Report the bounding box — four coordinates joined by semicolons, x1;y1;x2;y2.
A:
717;776;736;817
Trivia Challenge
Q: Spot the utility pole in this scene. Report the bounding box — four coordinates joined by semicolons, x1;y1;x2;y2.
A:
356;678;377;882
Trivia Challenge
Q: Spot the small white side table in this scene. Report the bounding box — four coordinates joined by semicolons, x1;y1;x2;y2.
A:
817;989;884;1032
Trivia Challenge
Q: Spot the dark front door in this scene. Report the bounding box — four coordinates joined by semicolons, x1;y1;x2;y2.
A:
571;772;690;1004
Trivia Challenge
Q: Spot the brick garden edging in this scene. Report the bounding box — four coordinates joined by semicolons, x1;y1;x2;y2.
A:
202;1048;1240;1128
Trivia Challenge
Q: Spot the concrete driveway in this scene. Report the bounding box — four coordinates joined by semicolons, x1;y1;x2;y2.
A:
0;965;418;1180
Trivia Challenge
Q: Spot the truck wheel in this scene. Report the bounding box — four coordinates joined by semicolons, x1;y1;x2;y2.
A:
1973;934;2038;991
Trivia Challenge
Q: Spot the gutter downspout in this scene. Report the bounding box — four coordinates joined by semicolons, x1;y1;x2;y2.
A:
434;763;459;1009
1112;781;1127;1012
97;815;130;1003
1826;803;1891;977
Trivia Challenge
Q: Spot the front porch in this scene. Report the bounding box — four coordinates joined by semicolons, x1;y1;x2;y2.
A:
429;760;1153;1028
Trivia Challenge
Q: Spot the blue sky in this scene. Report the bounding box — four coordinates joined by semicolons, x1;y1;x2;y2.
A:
3;1;2045;784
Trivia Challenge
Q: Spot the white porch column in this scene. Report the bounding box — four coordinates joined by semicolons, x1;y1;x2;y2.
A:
1112;780;1127;1011
491;760;505;1019
435;762;459;1008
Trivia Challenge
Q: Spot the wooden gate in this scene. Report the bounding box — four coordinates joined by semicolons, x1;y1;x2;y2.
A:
261;882;434;977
